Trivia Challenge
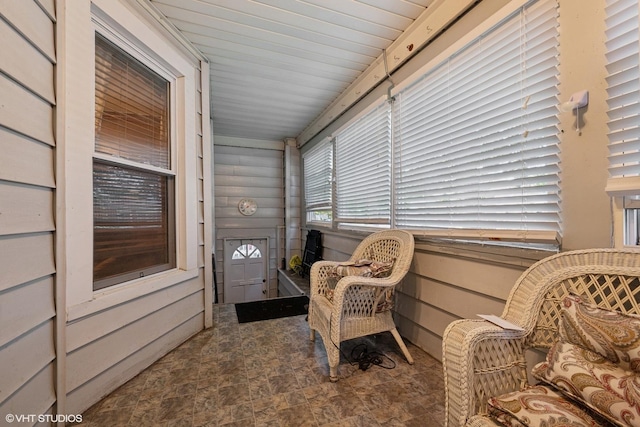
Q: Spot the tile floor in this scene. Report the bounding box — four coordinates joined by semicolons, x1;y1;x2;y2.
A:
79;303;445;426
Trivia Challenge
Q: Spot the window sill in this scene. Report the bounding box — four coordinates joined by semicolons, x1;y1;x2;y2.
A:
305;221;332;229
414;238;557;268
305;227;557;269
67;267;199;322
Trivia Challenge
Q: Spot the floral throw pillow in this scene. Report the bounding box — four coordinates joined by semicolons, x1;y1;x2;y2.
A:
532;341;638;427
559;294;640;372
325;259;394;292
331;259;394;279
324;259;395;312
487;385;607;427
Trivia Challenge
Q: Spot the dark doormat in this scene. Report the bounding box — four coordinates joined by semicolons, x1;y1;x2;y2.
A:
235;295;309;324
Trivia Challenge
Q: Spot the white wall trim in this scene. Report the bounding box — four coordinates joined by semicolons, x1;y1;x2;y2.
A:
67;269;198;321
201;60;214;328
55;0;77;417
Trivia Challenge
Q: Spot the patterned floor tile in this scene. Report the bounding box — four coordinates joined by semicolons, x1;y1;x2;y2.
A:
79;304;445;426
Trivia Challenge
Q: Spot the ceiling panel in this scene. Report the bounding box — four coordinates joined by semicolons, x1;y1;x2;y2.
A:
150;0;436;142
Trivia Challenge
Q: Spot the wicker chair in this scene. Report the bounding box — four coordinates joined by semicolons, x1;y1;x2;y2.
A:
442;248;640;426
308;229;415;382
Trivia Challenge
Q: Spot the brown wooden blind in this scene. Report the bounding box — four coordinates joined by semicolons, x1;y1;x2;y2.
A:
95;33;170;169
93;33;175;289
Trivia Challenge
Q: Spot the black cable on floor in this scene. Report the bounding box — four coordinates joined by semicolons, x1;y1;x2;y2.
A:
321;324;396;378
348;343;396;372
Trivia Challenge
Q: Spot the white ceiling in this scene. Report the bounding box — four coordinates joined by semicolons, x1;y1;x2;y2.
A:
149;0;435;143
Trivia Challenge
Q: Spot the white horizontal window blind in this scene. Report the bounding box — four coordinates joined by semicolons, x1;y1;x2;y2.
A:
303;139;333;223
393;0;560;242
335;102;391;227
605;0;640;195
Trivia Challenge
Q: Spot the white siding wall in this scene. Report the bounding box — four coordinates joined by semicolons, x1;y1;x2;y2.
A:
214;143;284;302
394;246;528;360
0;0;57;420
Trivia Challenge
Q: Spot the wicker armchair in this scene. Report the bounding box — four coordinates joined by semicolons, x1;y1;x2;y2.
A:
442;248;640;426
308;229;415;382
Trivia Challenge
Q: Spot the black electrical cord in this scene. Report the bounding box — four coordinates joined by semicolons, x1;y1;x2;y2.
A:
348;343;396;372
318;320;396;379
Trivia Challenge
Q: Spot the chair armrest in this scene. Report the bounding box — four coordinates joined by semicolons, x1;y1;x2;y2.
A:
330;276;395;318
310;260;339;297
442;319;529;427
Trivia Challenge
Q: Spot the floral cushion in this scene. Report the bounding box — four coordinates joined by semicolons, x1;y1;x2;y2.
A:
325;259;395;312
559;294;640;372
532;341;640;426
487;385;607;426
330;259;394;279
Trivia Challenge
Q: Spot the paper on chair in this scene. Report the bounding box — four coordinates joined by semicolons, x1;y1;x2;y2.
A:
477;314;524;331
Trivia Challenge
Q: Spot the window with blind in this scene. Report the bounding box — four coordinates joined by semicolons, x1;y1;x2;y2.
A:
605;0;640;246
301;0;560;244
335;101;391;227
393;0;560;243
303;139;333;223
605;0;640;193
93;33;176;290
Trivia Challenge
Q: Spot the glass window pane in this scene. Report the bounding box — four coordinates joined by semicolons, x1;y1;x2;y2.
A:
93;162;175;288
232;244;263;259
95;33;170;169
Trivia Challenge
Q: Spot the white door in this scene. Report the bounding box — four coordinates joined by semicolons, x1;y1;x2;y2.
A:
223;238;268;303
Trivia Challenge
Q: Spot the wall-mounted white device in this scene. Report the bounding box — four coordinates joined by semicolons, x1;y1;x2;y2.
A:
560;90;589;112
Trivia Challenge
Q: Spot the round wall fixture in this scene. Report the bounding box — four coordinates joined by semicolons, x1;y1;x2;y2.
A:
238;198;258;216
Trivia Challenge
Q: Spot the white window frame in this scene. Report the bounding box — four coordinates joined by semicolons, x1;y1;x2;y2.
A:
92;30;177;290
623;197;640;246
59;0;198;320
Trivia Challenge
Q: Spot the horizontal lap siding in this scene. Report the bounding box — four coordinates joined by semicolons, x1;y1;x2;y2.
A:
0;128;55;187
66;288;204;396
318;232;527;361
396;247;525;360
214;145;284;302
0;0;57;420
0;182;55;234
66;314;203;414
0;233;55;292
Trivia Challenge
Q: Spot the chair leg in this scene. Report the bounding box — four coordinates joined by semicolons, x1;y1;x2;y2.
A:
327;341;340;382
329;365;339;382
390;328;414;365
